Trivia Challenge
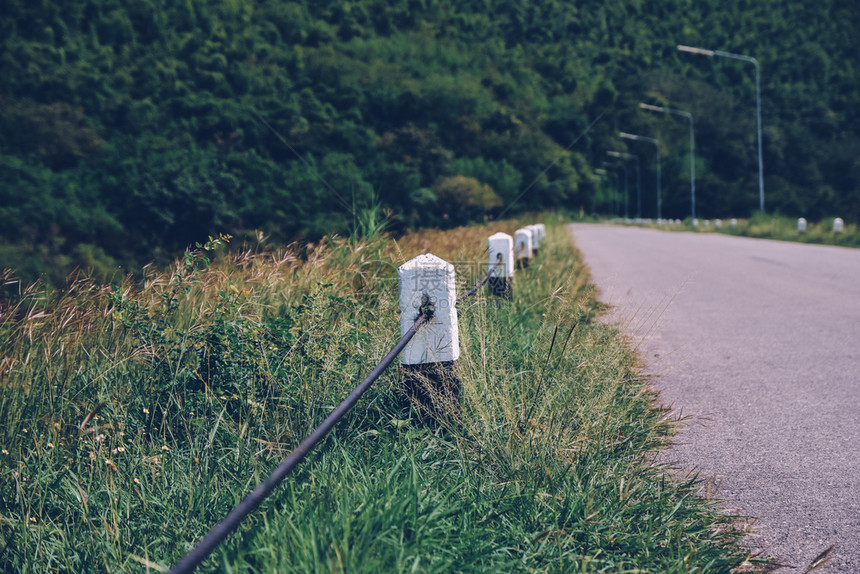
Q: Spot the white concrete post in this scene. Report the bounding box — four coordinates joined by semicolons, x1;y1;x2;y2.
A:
798;218;807;232
730;218;738;228
834;218;844;233
398;254;461;417
514;228;532;268
715;219;722;229
487;232;514;299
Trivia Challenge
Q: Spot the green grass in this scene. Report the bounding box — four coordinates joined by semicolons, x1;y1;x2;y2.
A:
0;217;761;572
618;213;860;248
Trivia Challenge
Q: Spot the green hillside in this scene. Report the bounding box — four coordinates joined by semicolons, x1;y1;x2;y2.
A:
1;0;858;280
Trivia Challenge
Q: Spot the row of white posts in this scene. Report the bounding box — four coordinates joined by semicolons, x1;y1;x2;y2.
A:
798;217;845;233
637;217;845;233
691;217;845;232
396;223;545;418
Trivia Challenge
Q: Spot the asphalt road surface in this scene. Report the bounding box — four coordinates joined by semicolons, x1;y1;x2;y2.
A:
570;224;860;572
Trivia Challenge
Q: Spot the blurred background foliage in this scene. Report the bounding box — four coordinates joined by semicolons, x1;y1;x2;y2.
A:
1;0;858;283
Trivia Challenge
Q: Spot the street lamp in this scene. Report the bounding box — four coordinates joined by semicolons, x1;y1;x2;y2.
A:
639;103;696;219
607;150;641;219
602;160;628;218
677;44;764;212
619;132;662;220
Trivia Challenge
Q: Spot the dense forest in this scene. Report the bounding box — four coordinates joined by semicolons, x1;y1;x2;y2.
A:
1;0;858;280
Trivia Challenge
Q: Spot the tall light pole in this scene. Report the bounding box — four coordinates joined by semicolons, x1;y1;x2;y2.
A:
639;103;696;219
607;151;641;219
677;44;764;213
601;161;628;217
619;132;661;220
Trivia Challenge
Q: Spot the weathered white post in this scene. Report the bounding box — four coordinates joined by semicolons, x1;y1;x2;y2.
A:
514;228;532;268
730;218;738;228
487;232;514;299
715;219;722;229
398;254;460;418
834;218;844;233
798;217;807;232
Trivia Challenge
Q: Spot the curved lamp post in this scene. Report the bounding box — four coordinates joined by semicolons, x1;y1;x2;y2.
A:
607;150;641;219
619;132;661;221
639;103;696;219
677;44;764;213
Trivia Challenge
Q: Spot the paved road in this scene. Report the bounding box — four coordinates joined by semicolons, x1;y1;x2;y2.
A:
570;224;860;572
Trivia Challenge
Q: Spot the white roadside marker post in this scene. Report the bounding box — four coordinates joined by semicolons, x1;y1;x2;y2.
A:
398;254;461;419
798;218;807;232
834;218;844;233
514;228;533;269
487;232;514;299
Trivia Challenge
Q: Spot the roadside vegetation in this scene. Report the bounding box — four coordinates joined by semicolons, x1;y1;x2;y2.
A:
620;212;860;248
0;216;761;572
713;213;859;248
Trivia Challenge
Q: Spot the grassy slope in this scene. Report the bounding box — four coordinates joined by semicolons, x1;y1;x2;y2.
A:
0;217;757;572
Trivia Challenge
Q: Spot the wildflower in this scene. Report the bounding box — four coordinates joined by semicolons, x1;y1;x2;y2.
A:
193;457;199;464
1;449;8;455
22;428;27;433
47;442;54;449
95;434;106;443
105;459;117;470
143;408;150;415
161;445;170;452
134;478;141;485
29;516;36;523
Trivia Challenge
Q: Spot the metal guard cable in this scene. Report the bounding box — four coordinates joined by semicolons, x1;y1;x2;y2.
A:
456;265;495;305
168;310;431;574
170;254;494;573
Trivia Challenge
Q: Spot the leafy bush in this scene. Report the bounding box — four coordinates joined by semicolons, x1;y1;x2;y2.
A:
433;175;502;225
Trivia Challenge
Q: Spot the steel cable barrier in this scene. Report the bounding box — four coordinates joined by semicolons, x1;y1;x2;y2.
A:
168;265;497;574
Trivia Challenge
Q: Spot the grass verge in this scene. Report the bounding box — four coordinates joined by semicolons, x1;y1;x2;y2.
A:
613;212;859;248
1;216;760;572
